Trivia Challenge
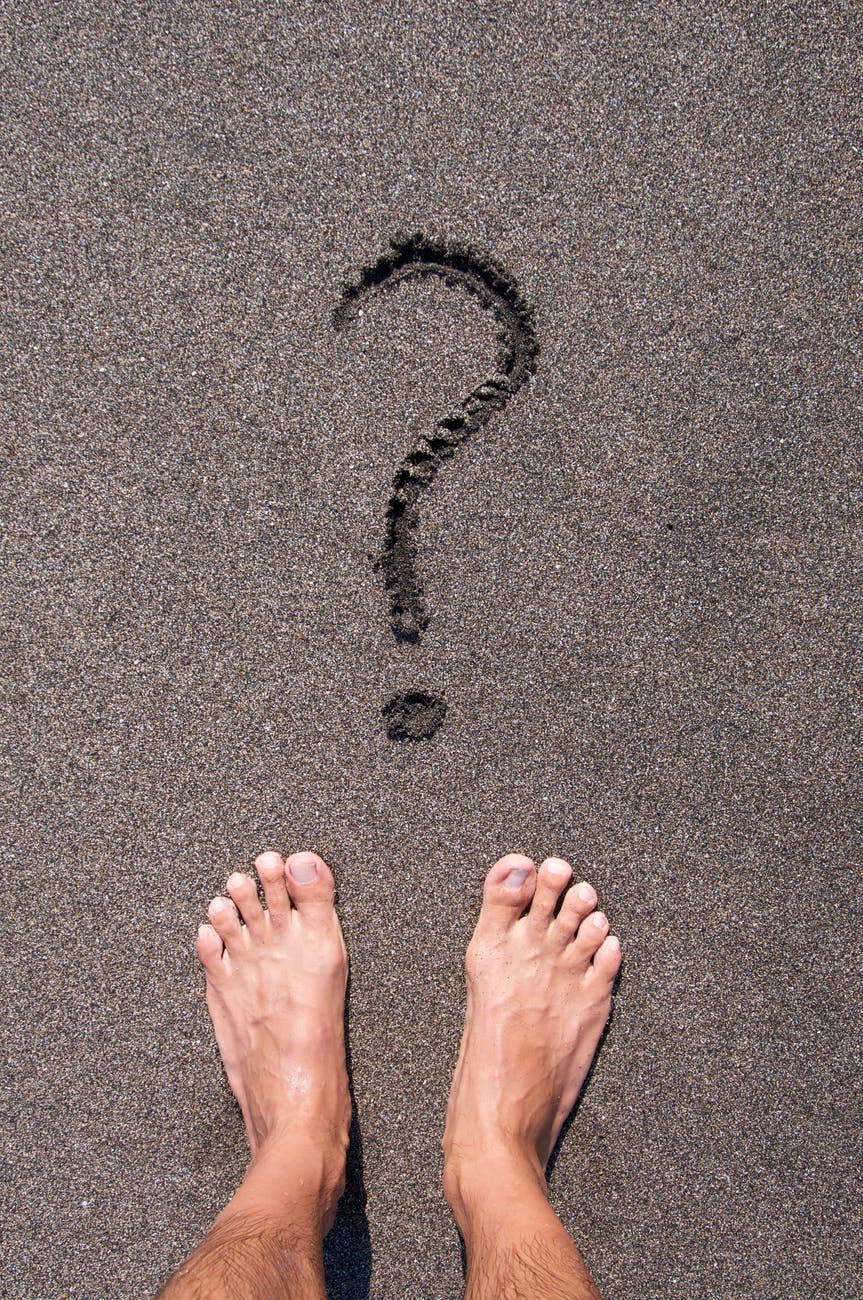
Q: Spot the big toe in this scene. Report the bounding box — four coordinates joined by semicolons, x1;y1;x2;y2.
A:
284;851;336;922
476;853;537;934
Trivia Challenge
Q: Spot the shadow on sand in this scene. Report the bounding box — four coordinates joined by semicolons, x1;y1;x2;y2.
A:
323;979;371;1299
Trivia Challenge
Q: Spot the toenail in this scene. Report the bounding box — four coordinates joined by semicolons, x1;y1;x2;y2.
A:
504;868;528;890
289;857;318;884
546;859;570;877
593;912;607;928
577;883;594;901
257;852;282;872
209;899;225;912
607;935;620;951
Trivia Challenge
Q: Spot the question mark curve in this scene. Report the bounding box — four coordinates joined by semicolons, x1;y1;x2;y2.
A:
334;231;540;740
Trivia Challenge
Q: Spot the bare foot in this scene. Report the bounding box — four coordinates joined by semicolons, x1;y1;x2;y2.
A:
196;850;351;1230
442;853;621;1208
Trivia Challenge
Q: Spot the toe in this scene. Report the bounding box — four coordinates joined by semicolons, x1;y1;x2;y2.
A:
226;872;266;938
195;922;226;978
569;909;609;966
526;857;573;927
207;895;246;955
552;879;598;946
476;853;537;935
284;852;336;923
591;934;622;985
255;850;291;928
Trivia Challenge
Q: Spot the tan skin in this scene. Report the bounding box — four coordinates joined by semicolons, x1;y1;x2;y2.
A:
158;850;621;1300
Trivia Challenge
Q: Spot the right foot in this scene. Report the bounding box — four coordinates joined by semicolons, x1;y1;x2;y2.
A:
442;853;621;1208
196;850;352;1231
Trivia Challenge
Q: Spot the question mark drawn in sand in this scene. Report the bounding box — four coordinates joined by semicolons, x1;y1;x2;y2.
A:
334;232;539;740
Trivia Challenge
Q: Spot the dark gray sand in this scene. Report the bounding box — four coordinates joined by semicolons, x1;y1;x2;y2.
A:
1;4;861;1297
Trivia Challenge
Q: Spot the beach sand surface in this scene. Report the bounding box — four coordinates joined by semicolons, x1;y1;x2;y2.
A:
1;4;861;1297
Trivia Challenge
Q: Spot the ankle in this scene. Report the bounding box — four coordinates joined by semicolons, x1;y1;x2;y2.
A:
443;1144;547;1236
239;1132;347;1235
255;1121;349;1171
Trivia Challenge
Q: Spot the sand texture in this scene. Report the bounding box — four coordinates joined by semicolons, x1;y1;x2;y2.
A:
1;3;861;1297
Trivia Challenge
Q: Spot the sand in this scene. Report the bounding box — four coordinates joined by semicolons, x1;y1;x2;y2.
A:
1;3;861;1297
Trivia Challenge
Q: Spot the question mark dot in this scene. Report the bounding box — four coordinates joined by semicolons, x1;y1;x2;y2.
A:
383;691;447;741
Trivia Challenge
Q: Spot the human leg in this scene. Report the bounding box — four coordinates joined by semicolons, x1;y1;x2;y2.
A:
442;854;621;1300
158;851;351;1299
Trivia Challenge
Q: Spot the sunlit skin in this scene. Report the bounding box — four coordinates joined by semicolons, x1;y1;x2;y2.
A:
159;850;621;1300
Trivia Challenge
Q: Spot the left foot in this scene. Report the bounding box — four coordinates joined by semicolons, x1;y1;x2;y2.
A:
442;853;622;1216
197;851;351;1226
